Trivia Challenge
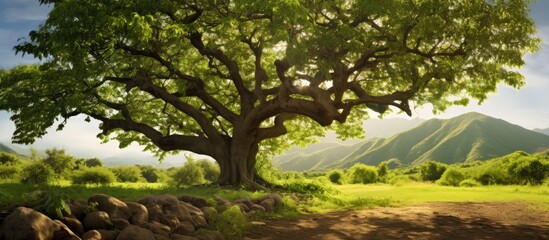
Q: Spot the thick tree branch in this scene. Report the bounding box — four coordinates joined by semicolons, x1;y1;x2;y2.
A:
188;32;254;111
114;44;238;123
103;74;222;142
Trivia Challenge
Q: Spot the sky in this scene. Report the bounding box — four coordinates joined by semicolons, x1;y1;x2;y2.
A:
0;0;549;160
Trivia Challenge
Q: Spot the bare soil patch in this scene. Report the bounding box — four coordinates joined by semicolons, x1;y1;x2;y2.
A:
246;202;549;240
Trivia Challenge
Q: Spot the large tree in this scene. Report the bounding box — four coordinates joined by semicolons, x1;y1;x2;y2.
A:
0;0;539;188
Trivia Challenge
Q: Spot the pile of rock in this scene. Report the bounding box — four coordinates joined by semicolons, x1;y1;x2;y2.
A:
0;193;283;240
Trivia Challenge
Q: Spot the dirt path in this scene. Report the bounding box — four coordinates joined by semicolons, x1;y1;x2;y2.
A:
245;202;549;240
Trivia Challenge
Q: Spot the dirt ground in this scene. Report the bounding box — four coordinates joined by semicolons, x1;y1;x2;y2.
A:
245;202;549;240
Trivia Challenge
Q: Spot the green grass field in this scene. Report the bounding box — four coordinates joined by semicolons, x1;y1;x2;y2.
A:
2;181;548;212
335;182;549;211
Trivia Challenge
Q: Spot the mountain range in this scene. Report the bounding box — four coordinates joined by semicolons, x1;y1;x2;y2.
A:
273;112;549;171
2;112;549;170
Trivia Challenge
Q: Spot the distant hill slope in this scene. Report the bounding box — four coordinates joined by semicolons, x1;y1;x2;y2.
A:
533;127;549;136
0;143;17;154
274;112;549;171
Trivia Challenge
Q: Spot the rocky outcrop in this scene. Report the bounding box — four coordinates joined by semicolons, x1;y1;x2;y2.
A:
0;192;284;240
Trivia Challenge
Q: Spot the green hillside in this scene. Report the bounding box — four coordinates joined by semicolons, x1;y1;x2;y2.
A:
275;112;549;171
0;142;17;154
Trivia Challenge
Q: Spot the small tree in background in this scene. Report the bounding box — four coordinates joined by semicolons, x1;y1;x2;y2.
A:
21;161;55;184
436;168;465;187
171;160;205;187
419;160;447;182
377;161;389;178
42;148;75;178
327;170;344;185
138;165;161;183
347;163;378;184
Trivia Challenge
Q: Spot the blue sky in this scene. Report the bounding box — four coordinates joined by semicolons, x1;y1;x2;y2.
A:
1;0;549;158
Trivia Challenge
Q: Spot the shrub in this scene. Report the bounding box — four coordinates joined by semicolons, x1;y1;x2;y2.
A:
282;178;333;194
196;160;220;183
71;167;116;185
347;163;378;184
0;153;20;165
436;168;465;186
209;205;250;239
171;161;205;187
507;157;548;185
327;170;344;184
42;148;76;178
0;165;20;180
377;161;389;177
138;165;161;183
111;166;143;182
419;160;447;182
459;179;481;187
20;162;55;184
476;168;509;185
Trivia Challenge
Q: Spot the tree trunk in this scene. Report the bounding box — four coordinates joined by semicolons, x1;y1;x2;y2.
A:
214;130;267;190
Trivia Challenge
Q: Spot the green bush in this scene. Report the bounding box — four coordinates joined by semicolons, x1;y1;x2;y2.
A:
71;167;116;185
347;163;378;184
20;162;55;184
459;179;481;187
282;178;333;194
196;160;220;183
42;148;76;178
507;157;548;185
0;153;20;165
419;160;447;182
377;161;389;177
475;168;509;185
436;168;465;186
138;165;161;183
0;165;20;180
111;166;143;182
171;161;205;187
327;170;344;184
209;205;250;239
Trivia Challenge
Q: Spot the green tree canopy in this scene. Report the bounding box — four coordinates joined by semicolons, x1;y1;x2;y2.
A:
0;0;539;188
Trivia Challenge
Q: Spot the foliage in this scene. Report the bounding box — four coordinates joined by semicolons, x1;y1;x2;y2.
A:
195;160;221;183
377;161;389;178
78;158;104;168
507;157;549;185
34;190;71;219
0;165;20;180
281;177;334;195
327;170;344;185
0;0;538;186
20;161;55;184
459;179;481;187
436;168;465;187
171;160;205;187
347;163;378;184
138;165;161;183
387;174;413;186
0;152;20;166
419;160;447;182
42;148;76;178
209;205;250;239
111;166;144;182
71;167;116;185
